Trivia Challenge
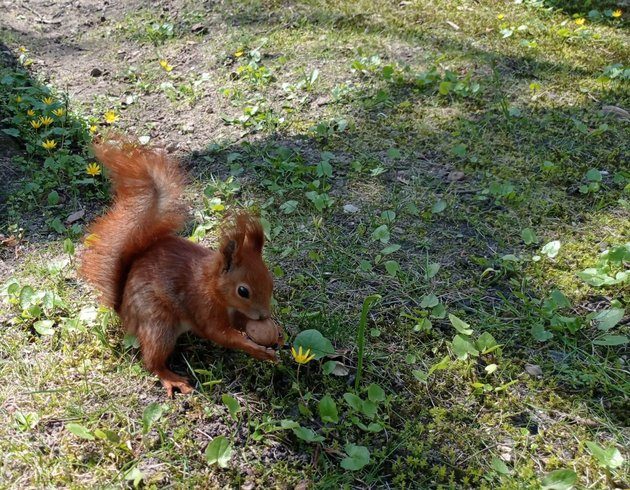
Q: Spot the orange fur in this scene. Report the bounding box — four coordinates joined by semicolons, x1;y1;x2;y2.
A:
79;139;281;397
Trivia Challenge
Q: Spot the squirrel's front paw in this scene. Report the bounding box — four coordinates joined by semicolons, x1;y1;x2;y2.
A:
250;345;279;363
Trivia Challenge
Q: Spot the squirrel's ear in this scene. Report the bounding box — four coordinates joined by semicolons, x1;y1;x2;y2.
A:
221;239;237;272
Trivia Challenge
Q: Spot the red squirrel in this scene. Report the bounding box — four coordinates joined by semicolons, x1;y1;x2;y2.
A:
80;139;282;396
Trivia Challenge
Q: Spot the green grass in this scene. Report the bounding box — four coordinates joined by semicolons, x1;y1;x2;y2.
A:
1;0;628;488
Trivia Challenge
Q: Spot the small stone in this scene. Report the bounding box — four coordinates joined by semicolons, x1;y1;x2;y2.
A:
602;105;629;120
191;23;207;34
447;171;465;181
343;204;359;214
90;67;102;77
524;364;543;377
65;209;85;224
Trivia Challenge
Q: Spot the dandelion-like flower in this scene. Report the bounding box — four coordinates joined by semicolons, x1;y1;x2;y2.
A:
16;96;23;103
89;125;98;133
39;116;54;126
27;109;35;117
86;162;101;176
31;119;43;129
234;49;245;57
42;139;57;150
18;46;27;53
612;9;622;18
52;108;65;117
159;59;173;72
42;96;54;105
291;345;316;364
574;18;585;25
84;233;99;248
103;110;118;124
496;14;504;20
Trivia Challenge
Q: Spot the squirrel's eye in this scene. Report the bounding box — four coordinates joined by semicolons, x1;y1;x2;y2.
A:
237;286;250;299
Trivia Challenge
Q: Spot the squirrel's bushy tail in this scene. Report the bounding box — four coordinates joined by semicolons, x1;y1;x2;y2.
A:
80;139;186;311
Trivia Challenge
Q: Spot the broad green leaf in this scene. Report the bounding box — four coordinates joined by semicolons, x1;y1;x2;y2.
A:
47;190;59;206
577;268;616;287
431;303;446;319
280;200;298;214
585;168;602;182
448;314;473;335
585;441;624;469
413;370;428;382
425;262;440;279
292;426;324;443
371;225;390;244
322;360;349;376
521;227;538;245
222;394;240;420
341;444;370;471
293;329;335;359
593;335;628;346
491;456;511;475
531;323;553;342
19;285;34;309
142;402;164;434
428;355;451;375
381;244;401;255
475;331;498;353
205;435;233;468
367;383;385;402
541;240;561;258
452;335;479;360
420;294;439;308
66;423;94;440
343;393;363;411
33;320;55;336
431;199;447;214
550;290;571;309
452;143;467;157
318;395;339;424
541;469;577;490
592;308;624;331
384;260;400;276
485;364;498;374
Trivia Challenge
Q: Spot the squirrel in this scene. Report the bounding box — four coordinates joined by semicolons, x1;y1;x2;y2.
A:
79;139;281;397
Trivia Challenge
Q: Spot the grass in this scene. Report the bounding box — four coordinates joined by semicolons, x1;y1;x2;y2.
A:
1;0;628;488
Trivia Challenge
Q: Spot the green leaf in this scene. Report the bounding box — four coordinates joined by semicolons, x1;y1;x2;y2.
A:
491;456;511;475
205;435;233;467
292;426;324;443
381;244;401;255
343;393;363;411
341;444;370;471
448;314;474;335
475;331;498;353
124;467;144;487
521;227;538;245
63;238;75;256
541;240;561;258
531;323;553;342
550;290;571;309
123;333;140;349
387;147;401;158
413;370;428;382
2;128;20;138
47;190;59;206
452;335;479;360
420;294;439;309
66;423;94;440
577;268;616;287
452;143;467;157
367;383;385;402
318;395;339;424
425;262;440;279
431;199;447;214
585;441;624;469
592;308;624;331
438;81;452;95
428;355;451;375
280;200;298;214
585;168;602;182
384;260;400;276
541;469;577;490
33;320;55;336
316;160;333;178
371;225;390;244
431;303;446;319
293;329;335;359
593;335;628;346
19;285;35;310
222;394;240;420
142;402;164;434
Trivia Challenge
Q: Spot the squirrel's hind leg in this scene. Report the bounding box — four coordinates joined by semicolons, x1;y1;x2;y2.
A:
136;320;194;397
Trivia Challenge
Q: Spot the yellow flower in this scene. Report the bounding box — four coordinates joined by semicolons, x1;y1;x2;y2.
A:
159;59;173;72
18;46;27;53
31;119;43;129
42;139;57;150
234;49;244;57
86;162;101;176
39;116;54;126
496;14;504;20
103;110;118;124
612;9;622;18
27;109;35;117
16;96;23;103
291;345;316;364
42;97;54;105
84;233;99;248
89;125;98;133
574;17;585;25
52;108;65;117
